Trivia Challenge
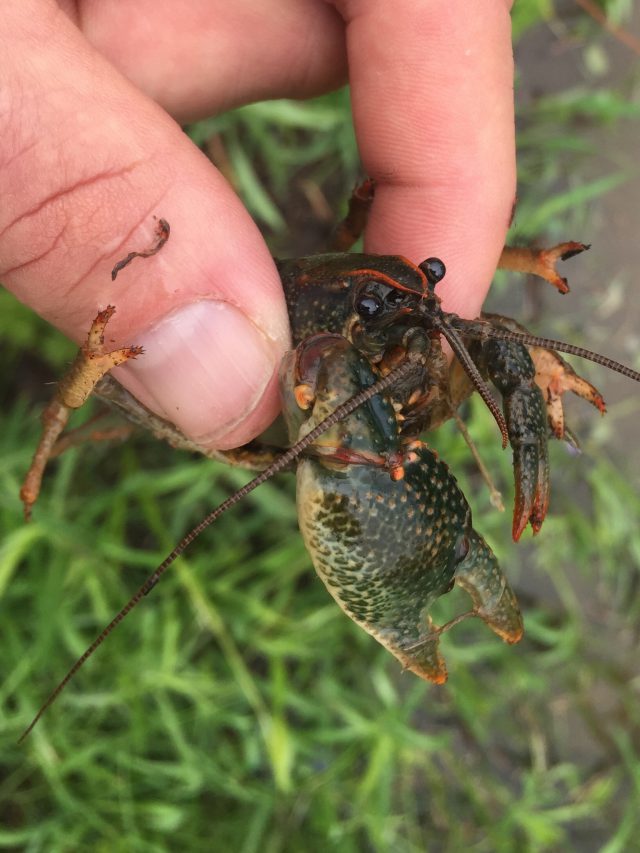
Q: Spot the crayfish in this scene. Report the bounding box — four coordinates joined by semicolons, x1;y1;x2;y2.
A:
18;182;640;740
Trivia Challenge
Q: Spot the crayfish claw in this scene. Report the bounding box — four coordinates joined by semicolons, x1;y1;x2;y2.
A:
20;307;142;519
481;335;550;539
530;347;606;441
498;242;590;294
511;425;551;540
397;632;448;684
512;446;539;541
530;447;551;535
455;531;524;645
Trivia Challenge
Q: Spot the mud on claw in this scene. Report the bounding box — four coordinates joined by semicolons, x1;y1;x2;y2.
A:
18;184;640;739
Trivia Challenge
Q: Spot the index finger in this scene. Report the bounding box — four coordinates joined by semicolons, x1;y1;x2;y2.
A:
330;0;516;318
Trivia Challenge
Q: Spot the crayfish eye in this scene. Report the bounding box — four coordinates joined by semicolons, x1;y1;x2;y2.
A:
419;257;446;288
454;533;470;563
356;294;384;318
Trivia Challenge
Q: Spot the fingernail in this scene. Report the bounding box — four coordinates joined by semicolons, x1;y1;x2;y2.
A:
119;300;278;446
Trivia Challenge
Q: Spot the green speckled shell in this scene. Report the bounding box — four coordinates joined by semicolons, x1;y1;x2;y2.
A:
298;448;467;618
297;446;506;682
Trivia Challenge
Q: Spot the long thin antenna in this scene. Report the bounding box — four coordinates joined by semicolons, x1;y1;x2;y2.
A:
437;320;510;448
448;319;640;385
19;358;423;743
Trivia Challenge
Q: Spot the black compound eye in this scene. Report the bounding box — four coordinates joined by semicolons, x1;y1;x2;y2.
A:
419;257;446;288
355;294;384;318
454;533;470;563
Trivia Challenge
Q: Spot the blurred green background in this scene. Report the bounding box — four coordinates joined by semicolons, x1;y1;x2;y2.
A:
2;2;640;850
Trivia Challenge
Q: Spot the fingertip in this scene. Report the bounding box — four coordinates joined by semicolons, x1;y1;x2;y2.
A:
336;0;516;318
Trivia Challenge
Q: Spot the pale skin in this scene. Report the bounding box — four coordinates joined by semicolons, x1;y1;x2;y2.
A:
0;0;516;451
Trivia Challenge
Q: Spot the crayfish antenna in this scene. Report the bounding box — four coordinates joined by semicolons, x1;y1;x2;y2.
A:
448;318;640;385
18;358;424;743
452;409;505;511
437;320;510;448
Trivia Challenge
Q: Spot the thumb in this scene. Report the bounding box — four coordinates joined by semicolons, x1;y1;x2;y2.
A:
0;5;289;450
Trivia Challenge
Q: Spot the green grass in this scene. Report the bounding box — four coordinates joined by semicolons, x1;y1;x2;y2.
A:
2;3;640;850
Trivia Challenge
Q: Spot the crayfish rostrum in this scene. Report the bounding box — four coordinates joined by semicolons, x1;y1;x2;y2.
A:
18;183;640;739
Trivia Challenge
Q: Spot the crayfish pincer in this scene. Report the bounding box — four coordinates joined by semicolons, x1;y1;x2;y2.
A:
18;191;640;740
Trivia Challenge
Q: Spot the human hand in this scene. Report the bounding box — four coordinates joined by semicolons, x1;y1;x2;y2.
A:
0;0;515;450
